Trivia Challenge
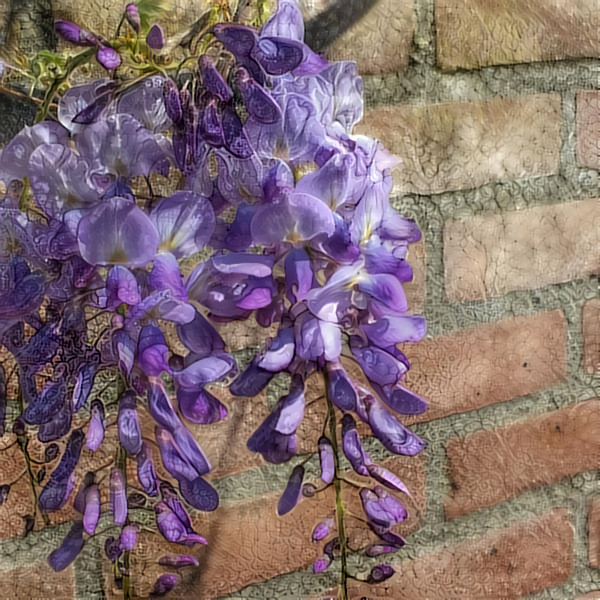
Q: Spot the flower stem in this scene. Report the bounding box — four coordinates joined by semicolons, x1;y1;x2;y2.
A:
117;445;133;600
324;372;349;600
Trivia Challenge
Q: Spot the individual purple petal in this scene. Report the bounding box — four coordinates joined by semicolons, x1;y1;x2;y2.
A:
341;414;371;476
277;465;304;516
367;464;412;497
295;313;341;363
359;273;408;314
351;345;407;388
158;554;199;568
77;197;159;267
318;436;335;485
105;537;123;562
54;20;97;45
360;486;407;531
177;310;224;357
118;392;143;455
146;24;165;50
326;362;357;412
198;55;233;101
48;521;84;572
253;37;304;75
113;329;136;375
362;315;427;349
261;0;304;41
72;93;112;125
177;386;227;424
120;524;139;551
213;23;257;57
366;544;403;557
313;555;331;573
137;442;158;496
222;202;256;252
156;427;199;482
222;106;253;158
163;79;183;127
138;325;171;377
179;475;219;512
149;253;187;300
377;383;429;416
228;359;274;397
98;266;141;310
125;3;141;33
118;75;171;133
312;517;334;542
151;573;181;597
72;361;97;412
257;328;294;372
86;400;105;452
110;468;127;526
235;68;281;124
367;399;426;456
150;191;215;258
83;484;101;535
96;45;121;70
148;385;212;475
174;355;234;389
284;248;315;304
367;564;395;584
39;429;84;512
23;381;66;425
155;500;207;546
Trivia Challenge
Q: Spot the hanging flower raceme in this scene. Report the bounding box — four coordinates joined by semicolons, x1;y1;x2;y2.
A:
0;0;427;597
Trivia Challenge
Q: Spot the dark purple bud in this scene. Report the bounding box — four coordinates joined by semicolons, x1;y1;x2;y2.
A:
39;429;84;512
45;443;60;461
234;67;280;124
229;359;274;397
318;436;334;485
54;20;97;46
198;55;233;101
86;400;105;452
146;24;165;50
213;23;257;58
118;392;143;455
72;361;97;412
312;518;333;542
199;99;224;147
23;381;66;425
48;521;85;571
367;564;395;584
125;3;141;33
110;468;127;526
277;465;304;516
253;37;303;75
158;554;199;568
137;442;158;496
0;485;10;506
72;93;111;125
105;536;123;563
96;46;121;70
163;79;184;128
341;414;371;476
360;486;407;531
37;402;72;443
151;573;181;597
179;475;219;512
222;106;253;159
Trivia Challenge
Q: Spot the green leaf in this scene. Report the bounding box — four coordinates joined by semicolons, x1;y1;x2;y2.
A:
135;0;169;30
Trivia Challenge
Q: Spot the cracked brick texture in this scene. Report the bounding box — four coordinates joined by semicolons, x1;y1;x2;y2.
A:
0;0;599;599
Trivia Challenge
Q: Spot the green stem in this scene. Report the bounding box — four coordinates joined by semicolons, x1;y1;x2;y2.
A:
324;370;349;600
116;445;133;600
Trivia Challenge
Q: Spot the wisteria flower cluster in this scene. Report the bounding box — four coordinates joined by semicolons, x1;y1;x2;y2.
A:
0;1;427;598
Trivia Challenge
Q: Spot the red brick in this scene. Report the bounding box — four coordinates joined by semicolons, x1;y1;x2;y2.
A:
301;0;415;75
577;593;600;600
403;310;567;424
445;400;600;518
444;199;600;302
355;94;561;194
321;508;573;599
577;91;600;169
436;0;600;69
116;455;425;599
583;298;600;375
589;496;600;569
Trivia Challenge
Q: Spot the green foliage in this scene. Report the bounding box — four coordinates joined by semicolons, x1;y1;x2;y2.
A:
134;0;170;30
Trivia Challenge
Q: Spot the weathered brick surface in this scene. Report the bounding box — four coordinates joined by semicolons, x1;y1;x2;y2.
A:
0;562;76;599
577;593;600;600
109;455;425;599
436;0;600;69
321;508;573;599
302;0;415;75
444;199;600;302
356;94;561;194
589;496;600;569
583;298;600;375
577;91;600;170
403;310;567;423
445;400;600;518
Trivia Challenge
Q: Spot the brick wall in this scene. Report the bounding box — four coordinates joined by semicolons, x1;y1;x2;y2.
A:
0;0;599;598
